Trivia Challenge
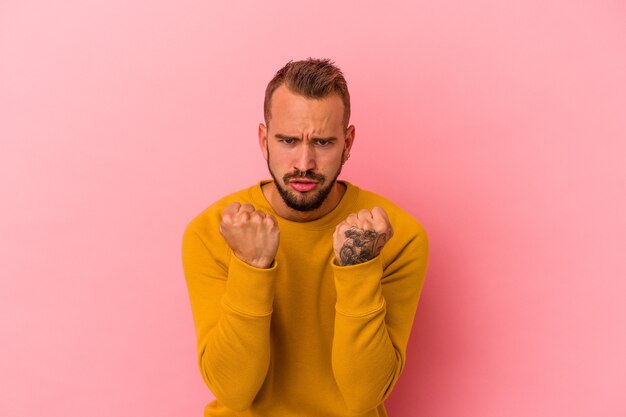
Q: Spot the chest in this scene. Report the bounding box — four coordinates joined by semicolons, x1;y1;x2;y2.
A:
271;227;337;334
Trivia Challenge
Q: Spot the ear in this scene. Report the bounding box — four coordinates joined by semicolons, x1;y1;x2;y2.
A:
258;123;268;161
344;124;355;156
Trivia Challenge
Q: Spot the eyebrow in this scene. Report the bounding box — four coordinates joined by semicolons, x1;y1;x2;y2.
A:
275;134;337;141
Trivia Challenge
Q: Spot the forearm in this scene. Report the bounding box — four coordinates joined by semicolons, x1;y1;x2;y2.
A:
199;301;272;411
183;226;276;411
331;257;402;414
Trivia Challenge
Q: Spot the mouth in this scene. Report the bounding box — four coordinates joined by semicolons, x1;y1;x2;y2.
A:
289;179;319;193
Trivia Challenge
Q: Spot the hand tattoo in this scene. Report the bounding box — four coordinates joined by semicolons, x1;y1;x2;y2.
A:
339;227;387;266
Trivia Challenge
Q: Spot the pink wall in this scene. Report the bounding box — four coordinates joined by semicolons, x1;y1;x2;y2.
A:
1;1;625;416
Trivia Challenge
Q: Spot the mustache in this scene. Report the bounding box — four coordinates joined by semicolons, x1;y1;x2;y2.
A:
283;169;325;182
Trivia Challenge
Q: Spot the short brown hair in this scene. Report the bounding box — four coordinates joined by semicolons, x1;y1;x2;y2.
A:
264;58;351;128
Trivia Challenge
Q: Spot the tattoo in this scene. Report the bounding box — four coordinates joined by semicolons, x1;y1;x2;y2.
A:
339;227;387;266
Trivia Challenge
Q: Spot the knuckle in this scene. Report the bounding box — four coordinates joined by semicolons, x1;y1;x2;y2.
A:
226;202;241;211
376;221;389;233
241;203;255;212
220;213;233;225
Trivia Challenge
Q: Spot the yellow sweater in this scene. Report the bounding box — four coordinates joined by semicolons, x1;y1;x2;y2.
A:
182;181;428;417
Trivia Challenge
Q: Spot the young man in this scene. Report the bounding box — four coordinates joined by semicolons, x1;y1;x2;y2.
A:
182;58;429;417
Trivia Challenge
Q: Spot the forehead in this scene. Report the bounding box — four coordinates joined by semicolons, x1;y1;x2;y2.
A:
269;85;345;130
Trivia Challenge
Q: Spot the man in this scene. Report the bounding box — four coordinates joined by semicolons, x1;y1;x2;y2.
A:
182;58;428;417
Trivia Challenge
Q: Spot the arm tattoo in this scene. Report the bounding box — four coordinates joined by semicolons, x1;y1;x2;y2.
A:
339;227;387;266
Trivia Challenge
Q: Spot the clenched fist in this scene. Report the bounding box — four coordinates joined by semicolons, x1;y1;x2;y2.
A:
333;206;393;266
219;202;279;269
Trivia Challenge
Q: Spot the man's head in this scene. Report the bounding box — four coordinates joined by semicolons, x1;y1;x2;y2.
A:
259;58;355;216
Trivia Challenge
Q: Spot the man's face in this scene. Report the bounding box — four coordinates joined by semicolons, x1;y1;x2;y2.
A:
259;85;354;212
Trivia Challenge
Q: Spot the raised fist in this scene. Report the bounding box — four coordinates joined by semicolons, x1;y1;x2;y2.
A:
333;206;393;266
219;202;279;269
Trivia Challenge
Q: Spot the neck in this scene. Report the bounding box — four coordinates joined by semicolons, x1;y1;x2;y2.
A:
262;181;346;222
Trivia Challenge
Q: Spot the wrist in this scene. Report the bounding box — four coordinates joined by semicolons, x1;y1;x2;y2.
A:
234;252;275;269
224;255;277;315
332;256;385;315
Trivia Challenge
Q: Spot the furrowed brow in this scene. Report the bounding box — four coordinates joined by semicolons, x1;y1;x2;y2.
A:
275;134;300;141
274;134;337;142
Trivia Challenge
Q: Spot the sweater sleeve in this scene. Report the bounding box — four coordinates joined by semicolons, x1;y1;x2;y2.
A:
331;222;428;414
182;220;276;411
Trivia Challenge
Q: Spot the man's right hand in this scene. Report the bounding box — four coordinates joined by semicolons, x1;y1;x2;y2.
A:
219;202;280;269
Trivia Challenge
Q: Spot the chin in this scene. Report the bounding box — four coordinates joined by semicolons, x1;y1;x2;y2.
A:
283;189;328;212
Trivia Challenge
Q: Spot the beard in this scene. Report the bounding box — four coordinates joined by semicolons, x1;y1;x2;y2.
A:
266;147;344;212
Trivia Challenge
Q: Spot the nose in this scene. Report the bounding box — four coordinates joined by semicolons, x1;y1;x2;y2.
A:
293;143;316;173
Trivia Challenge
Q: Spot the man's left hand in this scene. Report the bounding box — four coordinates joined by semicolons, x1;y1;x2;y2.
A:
333;206;393;266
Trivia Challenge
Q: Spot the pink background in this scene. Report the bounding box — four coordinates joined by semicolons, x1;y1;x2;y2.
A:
1;1;625;416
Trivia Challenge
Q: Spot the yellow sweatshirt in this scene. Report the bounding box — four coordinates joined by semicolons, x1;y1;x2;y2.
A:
182;181;428;417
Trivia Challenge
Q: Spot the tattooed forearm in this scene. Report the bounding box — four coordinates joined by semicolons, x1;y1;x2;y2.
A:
338;227;387;266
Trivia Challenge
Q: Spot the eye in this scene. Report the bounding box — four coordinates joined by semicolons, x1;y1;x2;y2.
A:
316;139;331;147
280;138;296;145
